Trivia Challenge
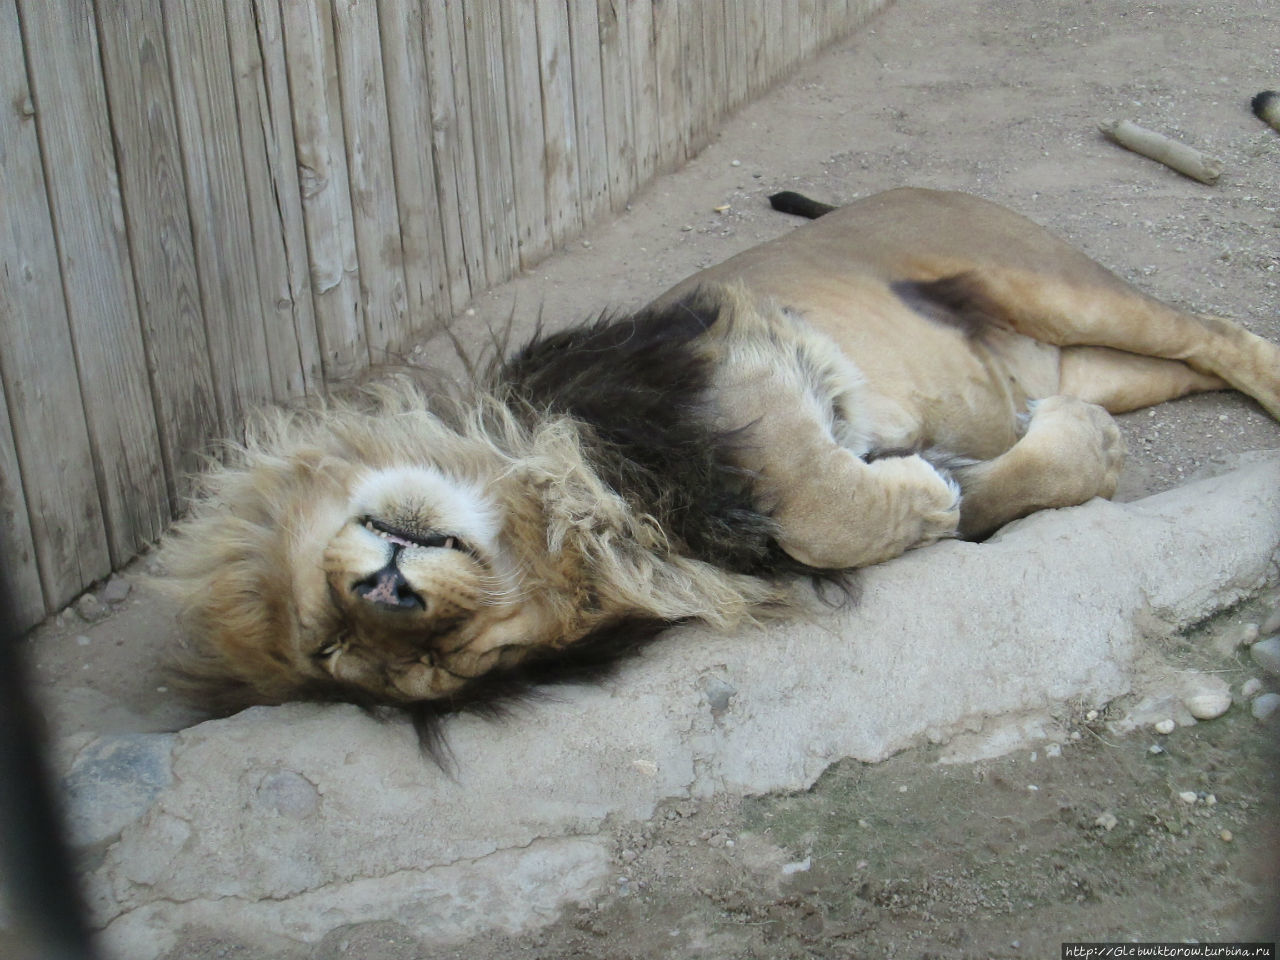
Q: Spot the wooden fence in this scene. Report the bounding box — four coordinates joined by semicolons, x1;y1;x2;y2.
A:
0;0;887;630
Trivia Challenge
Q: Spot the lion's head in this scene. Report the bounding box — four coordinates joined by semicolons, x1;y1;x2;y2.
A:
161;375;785;746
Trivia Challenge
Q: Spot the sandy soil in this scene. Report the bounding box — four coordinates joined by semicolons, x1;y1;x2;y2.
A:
15;0;1280;956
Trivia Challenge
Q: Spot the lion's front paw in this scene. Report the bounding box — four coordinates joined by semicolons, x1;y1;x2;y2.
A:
1025;396;1126;501
868;453;962;551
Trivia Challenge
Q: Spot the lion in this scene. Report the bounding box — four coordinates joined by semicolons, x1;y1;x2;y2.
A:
163;187;1280;746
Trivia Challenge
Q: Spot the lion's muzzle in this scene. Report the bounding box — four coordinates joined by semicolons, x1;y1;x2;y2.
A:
352;560;425;611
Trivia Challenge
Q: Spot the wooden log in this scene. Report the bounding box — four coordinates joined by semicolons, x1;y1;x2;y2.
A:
1099;119;1223;185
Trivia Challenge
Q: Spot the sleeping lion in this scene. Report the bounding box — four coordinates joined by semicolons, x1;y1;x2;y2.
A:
164;188;1280;743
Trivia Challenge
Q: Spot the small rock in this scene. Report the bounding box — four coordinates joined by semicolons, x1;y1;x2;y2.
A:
1261;606;1280;635
1250;692;1280;720
1178;791;1198;804
1240;678;1264;699
101;577;131;604
1085;709;1099;721
75;635;92;646
1250;637;1280;676
1045;743;1062;759
1184;691;1231;720
730;159;741;167
74;594;106;623
1094;811;1118;831
1154;718;1176;735
1148;744;1165;755
781;857;812;875
1220;829;1233;842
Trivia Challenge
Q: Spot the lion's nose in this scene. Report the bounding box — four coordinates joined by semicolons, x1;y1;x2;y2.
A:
352;564;425;610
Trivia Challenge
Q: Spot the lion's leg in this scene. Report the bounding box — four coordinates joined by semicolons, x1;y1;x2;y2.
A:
951;395;1125;540
723;371;960;569
1058;346;1227;412
964;270;1280;420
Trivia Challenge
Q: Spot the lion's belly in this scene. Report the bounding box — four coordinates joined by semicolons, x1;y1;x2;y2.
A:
783;283;1061;462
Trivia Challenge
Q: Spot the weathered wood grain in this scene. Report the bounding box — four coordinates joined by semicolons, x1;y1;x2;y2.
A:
95;0;220;510
2;0;111;612
19;0;167;565
501;0;551;267
225;0;323;398
280;0;367;380
379;0;453;321
332;0;411;360
536;0;582;247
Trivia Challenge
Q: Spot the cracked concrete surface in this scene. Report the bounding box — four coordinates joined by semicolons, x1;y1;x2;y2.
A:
56;460;1280;958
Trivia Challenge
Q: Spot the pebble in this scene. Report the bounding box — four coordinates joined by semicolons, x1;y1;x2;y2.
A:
1261;606;1280;636
1251;692;1280;721
74;594;106;623
1250;637;1280;676
1154;718;1176;735
1178;791;1198;804
1045;743;1062;759
1184;691;1231;720
780;857;812;875
1148;744;1165;755
1220;829;1233;842
1094;811;1118;831
101;577;131;604
1240;678;1264;699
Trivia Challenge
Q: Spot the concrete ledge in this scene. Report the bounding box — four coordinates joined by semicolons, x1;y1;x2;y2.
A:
70;459;1280;958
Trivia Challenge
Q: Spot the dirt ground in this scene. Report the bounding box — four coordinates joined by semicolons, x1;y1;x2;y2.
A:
16;0;1280;956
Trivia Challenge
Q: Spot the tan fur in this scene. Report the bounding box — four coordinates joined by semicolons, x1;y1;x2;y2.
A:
163;187;1280;714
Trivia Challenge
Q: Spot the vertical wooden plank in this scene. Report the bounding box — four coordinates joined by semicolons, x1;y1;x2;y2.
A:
19;0;167;565
597;0;635;212
462;0;519;284
165;1;278;423
701;0;727;130
379;0;453;323
427;0;488;297
419;0;474;310
331;0;410;359
0;377;44;629
744;0;766;100
567;0;609;223
499;0;550;269
650;0;682;173
94;0;220;511
677;1;706;157
279;0;367;380
2;0;111;609
225;0;322;398
626;0;658;188
535;0;581;248
722;0;747;113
